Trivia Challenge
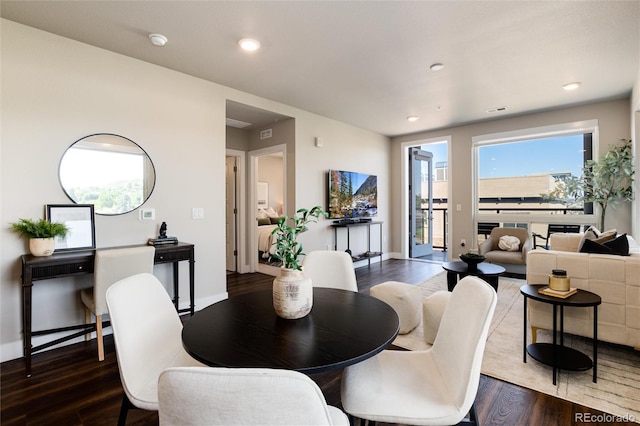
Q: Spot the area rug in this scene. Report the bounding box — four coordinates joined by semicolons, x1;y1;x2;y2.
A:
393;272;640;422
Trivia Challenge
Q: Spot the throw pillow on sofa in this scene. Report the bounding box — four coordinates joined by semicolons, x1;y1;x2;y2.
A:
498;235;520;251
578;226;616;251
580;233;630;256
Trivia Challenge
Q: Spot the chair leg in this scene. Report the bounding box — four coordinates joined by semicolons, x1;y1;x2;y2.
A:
96;314;104;361
84;308;91;341
531;326;540;344
458;402;478;425
117;393;134;426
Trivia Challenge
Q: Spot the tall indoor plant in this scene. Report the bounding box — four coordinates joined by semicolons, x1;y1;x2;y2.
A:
543;139;634;230
270;206;327;319
10;218;69;256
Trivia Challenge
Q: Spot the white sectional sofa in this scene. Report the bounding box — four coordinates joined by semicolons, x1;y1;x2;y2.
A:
526;233;640;349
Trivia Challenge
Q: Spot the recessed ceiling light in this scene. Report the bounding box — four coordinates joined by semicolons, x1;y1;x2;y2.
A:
562;82;581;91
148;33;168;47
238;38;261;51
407;115;419;122
429;63;444;71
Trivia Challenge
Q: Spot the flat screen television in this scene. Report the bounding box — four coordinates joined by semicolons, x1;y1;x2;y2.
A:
328;170;377;219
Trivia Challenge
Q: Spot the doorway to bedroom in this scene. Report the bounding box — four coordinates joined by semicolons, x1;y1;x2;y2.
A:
251;146;286;276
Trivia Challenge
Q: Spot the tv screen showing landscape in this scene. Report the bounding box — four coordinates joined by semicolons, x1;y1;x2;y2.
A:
328;170;377;219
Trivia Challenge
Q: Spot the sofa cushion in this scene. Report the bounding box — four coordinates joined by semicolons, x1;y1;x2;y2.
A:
580;233;629;256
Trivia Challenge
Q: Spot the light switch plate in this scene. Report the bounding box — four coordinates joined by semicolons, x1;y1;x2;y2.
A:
192;208;204;219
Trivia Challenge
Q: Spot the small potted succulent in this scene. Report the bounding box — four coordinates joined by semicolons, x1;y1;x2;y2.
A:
270;206;327;319
10;218;69;256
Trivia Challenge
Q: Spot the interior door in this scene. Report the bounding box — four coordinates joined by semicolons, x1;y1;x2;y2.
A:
225;156;237;272
409;148;433;258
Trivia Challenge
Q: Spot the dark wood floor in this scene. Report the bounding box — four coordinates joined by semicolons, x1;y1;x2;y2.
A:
1;258;630;425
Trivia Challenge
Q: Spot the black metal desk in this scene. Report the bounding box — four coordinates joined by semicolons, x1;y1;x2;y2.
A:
182;288;399;374
20;242;195;377
520;284;601;384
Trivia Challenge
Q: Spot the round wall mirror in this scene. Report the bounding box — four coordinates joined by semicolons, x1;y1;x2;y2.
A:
59;133;156;215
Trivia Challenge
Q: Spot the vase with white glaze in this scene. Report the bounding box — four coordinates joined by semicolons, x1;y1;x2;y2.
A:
273;268;313;319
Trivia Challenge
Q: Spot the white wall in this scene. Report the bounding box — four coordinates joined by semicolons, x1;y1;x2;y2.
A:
0;20;391;361
293;115;391;264
391;99;634;259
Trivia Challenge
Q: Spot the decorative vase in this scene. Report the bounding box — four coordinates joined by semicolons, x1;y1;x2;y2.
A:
29;238;55;257
273;268;313;319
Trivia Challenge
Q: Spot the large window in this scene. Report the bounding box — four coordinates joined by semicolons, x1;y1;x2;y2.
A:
473;121;597;243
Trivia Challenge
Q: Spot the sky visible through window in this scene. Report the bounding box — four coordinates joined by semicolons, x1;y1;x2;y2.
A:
422;135;585;179
478;135;584;178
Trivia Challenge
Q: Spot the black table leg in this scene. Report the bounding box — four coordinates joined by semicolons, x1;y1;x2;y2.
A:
552;304;557;385
523;295;527;363
446;272;457;291
593;305;598;383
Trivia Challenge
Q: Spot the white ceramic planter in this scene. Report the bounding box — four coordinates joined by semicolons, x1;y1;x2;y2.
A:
29;238;55;256
272;268;313;319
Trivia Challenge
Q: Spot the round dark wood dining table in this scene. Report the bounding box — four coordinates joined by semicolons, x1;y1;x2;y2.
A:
182;288;400;374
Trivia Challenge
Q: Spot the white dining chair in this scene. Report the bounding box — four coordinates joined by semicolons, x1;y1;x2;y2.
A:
81;245;155;361
158;366;349;425
106;272;204;426
341;275;497;425
302;250;358;292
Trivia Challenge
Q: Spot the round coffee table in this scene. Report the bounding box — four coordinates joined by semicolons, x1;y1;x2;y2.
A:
441;261;505;291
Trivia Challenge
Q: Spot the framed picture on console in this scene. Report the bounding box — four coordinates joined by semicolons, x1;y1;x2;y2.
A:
46;204;96;252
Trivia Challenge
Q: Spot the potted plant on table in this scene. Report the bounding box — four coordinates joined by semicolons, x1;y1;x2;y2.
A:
10;218;69;256
270;206;327;319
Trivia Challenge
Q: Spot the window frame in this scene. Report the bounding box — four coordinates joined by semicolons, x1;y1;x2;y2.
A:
471;120;599;245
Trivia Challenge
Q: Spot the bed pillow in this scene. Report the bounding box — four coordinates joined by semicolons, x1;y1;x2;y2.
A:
266;207;280;218
257;218;271;226
270;217;284;225
498;235;520;251
580;233;629;256
257;209;269;220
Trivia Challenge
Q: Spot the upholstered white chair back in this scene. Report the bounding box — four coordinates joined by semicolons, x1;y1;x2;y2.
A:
106;273;202;411
93;246;155;315
431;275;497;411
158;366;349;425
302;250;358;292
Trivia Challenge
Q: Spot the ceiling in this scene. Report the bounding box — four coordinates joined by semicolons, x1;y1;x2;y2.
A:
2;1;638;137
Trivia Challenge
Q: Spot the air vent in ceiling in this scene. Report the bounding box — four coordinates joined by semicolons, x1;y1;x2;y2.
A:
485;106;508;114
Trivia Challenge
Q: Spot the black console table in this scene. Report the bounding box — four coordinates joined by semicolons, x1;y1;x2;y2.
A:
331;221;383;267
20;242;195;377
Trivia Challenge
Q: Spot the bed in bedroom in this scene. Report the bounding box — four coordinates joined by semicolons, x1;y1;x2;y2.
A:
257;208;282;263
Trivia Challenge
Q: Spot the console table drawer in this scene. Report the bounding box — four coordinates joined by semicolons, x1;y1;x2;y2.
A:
31;260;94;280
155;247;193;263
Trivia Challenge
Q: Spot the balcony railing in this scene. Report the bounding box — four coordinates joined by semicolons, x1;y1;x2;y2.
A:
420;204;590;252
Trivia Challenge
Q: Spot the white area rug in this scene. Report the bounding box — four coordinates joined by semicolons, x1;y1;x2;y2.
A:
393;272;640;422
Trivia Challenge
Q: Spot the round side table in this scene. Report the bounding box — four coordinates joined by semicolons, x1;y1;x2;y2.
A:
520;284;601;385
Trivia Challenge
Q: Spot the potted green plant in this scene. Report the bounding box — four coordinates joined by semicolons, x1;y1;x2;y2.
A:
542;139;634;230
10;218;69;256
270;206;327;319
